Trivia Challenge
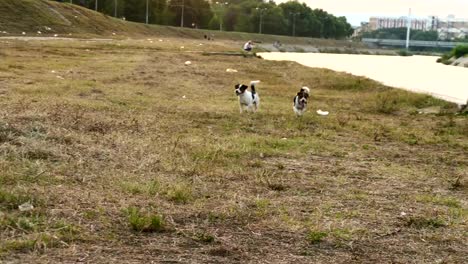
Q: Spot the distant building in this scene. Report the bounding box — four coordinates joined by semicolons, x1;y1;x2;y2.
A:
365;16;468;40
369;17;428;31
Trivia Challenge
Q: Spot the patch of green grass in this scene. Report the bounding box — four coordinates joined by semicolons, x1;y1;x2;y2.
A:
306;230;328;244
120;179;161;196
125;207;165;233
405;217;446;229
370;89;454;114
416;194;461;208
192;231;215;243
165;183;193;204
0;188;32;210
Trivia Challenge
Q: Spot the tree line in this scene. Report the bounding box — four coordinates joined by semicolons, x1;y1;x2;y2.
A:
54;0;354;39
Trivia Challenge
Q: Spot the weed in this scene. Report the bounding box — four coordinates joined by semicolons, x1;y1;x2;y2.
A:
307;230;328;244
192;231;215;243
125;207;165;233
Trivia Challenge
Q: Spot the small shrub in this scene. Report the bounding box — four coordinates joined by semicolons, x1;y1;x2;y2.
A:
398;49;413;56
126;207;165;232
375;91;400;114
307;230;328;244
452;45;468;58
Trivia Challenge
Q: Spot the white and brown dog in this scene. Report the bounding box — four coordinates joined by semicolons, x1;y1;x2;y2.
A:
293;87;310;116
235;80;260;113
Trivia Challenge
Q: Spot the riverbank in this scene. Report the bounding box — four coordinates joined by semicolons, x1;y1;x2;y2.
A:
259;52;468;105
1;37;466;263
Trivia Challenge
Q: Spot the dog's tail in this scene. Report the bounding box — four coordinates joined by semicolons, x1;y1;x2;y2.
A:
250;80;260;95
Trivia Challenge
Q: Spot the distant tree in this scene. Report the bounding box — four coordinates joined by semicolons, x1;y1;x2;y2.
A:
55;0;354;39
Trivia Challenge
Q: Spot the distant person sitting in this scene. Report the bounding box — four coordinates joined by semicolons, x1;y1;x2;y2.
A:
243;40;253;52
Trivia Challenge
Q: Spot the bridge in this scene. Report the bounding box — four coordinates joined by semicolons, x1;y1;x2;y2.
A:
362;38;465;49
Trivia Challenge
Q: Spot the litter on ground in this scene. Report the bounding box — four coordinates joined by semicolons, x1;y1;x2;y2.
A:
226;68;238;73
185;61;192;65
18;202;34;212
317;110;329;116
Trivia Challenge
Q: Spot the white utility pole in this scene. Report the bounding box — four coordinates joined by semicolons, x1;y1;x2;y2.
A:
95;0;98;11
406;8;412;49
146;0;149;24
256;8;266;34
181;0;185;27
114;0;117;17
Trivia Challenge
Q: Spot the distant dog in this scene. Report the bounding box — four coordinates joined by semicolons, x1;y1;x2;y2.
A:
293;87;310;116
235;81;260;113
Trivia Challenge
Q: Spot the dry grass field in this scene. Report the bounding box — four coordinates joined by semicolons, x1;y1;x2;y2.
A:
0;37;467;263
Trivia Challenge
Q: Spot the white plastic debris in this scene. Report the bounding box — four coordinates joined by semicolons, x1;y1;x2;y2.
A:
158;39;163;42
22;32;26;35
54;34;58;37
182;95;186;99
45;26;52;31
316;110;329;116
19;202;34;212
184;61;192;66
112;32;116;35
400;212;407;216
51;70;56;73
226;68;238;73
180;46;185;49
37;31;42;34
281;138;287;140
56;75;64;79
199;43;203;46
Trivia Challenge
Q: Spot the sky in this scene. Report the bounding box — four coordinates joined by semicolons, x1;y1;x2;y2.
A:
277;0;468;26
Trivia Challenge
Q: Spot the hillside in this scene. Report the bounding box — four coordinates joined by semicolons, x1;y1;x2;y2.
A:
0;0;365;48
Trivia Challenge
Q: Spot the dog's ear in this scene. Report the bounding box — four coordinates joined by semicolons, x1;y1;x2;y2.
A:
304;93;309;98
240;84;248;91
235;84;240;89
